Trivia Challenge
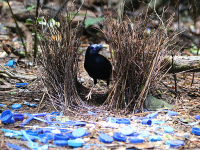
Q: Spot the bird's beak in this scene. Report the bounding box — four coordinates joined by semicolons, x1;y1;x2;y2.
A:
102;45;108;48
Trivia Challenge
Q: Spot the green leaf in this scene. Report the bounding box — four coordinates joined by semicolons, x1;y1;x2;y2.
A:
27;5;34;11
26;18;34;24
38;18;46;25
11;91;15;95
84;17;104;27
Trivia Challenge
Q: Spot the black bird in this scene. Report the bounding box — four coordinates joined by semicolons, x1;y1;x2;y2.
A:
84;44;112;100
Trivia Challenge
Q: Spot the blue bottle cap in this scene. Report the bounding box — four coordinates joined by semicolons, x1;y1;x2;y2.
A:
164;127;173;133
13;114;24;121
195;115;200;120
1;110;13;123
72;128;86;138
53;140;68;147
113;132;126;142
149;136;162;142
26;130;38;136
166;140;184;148
99;133;113;143
54;134;70;140
168;110;178;116
7;60;15;67
107;117;117;123
68;138;83;147
116;118;130;124
120;126;134;136
15;83;28;88
11;104;21;109
128;137;144;143
191;127;200;136
141;119;152;125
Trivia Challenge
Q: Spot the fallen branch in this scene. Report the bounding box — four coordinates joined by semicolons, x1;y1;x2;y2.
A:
165;56;200;73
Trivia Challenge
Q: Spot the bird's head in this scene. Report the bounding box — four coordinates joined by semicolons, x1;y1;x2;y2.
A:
86;44;107;55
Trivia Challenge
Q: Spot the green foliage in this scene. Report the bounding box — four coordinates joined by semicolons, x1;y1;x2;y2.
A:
27;5;35;11
26;18;35;24
84;17;104;27
38;18;46;25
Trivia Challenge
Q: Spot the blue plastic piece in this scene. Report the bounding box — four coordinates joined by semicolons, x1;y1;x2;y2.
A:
129;137;144;143
68;138;83;147
0;110;15;124
7;60;15;68
116;118;130;124
21;113;47;127
152;120;165;124
6;143;29;150
0;104;7;108
26;130;38;136
145;112;158;119
195;115;200;120
1;129;22;136
21;130;39;150
54;134;70;140
99;133;113;143
88;111;96;115
72;128;86;138
13;114;24;121
168;110;178;116
164;127;173;133
51;111;59;116
39;144;48;150
11;104;21;109
142;119;152;125
53;140;68;147
191;127;200;136
38;134;53;143
37;128;52;134
21;135;36;141
138;134;149;138
120;126;134;136
149;136;162;142
107;117;117;123
132;132;140;137
166;140;184;148
15;83;28;88
113;132;127;142
59;129;71;133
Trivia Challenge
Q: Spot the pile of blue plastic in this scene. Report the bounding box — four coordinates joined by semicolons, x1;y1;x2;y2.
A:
0;108;200;150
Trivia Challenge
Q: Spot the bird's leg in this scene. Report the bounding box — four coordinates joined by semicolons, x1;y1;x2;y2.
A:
86;84;95;100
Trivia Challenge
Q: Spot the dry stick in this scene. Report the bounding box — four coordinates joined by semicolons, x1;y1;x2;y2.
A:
33;0;40;61
134;43;161;113
37;93;45;113
6;0;28;58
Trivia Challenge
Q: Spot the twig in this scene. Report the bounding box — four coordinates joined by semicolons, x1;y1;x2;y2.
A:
33;0;40;61
6;0;28;58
